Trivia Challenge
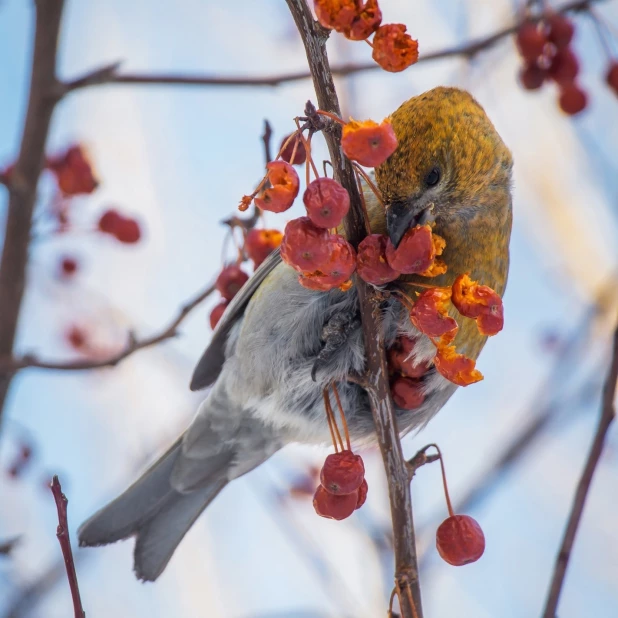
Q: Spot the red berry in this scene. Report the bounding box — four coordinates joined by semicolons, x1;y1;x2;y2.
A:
391;375;425;410
303;178;350;229
313;485;358;520
355;478;368;509
356;234;400;285
66;326;87;350
279;133;307;165
516;22;547;62
436;514;485;566
113;217;141;244
320;450;365;495
519;62;547;90
558;82;587;115
47;145;98;196
547;14;575;49
606;61;618;95
548;47;579;84
98;209;122;234
387;337;430;378
60;257;78;277
385;225;435;274
216;265;249;301
209;300;229;330
280;217;332;273
255;161;300;213
298;234;356;291
245;228;283;268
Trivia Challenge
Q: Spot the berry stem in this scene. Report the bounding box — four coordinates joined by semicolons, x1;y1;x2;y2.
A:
322;389;343;452
352;162;384;207
429;444;454;518
294;117;320;182
315;109;345;125
331;382;351;451
276;129;299;161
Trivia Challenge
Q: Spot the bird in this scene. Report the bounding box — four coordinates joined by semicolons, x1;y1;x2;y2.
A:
78;86;513;581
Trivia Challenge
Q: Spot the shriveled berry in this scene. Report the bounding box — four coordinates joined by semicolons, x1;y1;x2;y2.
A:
245;228;283;268
372;24;419;73
451;274;504;336
558;82;587;115
342;118;398;167
357;234;400;285
385;225;435;274
279;133;307;165
436;514;485;566
280;217;332;273
546;14;575;49
410;287;458;340
60;257;78;277
255;161;300;213
391;375;425;409
434;345;483;386
298;234;356;291
209;300;229;330
606;61;618;95
313;485;358;520
320;450;365;495
215;265;249;301
519;62;547;90
314;0;357;33
548;47;579;84
387;337;430;378
345;0;382;41
355;479;368;509
303;178;350;229
516;22;547;62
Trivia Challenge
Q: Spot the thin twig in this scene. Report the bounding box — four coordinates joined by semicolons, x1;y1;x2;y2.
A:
284;2;422;616
0;282;215;372
50;476;86;618
60;0;597;95
542;322;618;617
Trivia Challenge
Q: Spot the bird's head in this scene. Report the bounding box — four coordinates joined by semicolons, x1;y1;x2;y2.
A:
374;88;513;281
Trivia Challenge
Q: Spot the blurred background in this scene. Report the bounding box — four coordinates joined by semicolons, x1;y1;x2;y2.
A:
1;0;618;616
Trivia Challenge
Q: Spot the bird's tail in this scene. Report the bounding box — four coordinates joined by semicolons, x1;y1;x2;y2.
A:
78;437;227;582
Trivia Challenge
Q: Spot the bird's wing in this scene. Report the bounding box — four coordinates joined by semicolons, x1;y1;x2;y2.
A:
190;248;282;391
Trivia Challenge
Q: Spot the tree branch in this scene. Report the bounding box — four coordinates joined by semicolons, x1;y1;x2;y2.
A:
542;321;618;618
0;282;215;372
61;0;597;94
0;0;65;428
284;2;422;617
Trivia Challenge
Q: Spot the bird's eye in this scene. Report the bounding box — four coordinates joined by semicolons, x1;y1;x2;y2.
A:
424;167;441;187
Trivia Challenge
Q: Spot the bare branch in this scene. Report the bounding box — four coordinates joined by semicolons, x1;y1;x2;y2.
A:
0;0;65;427
50;476;86;618
61;0;597;94
0;282;215;372
542;321;618;617
284;2;422;617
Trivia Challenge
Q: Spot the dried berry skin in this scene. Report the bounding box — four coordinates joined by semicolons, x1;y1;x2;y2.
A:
303;178;350;229
280;217;332;273
355;479;368;509
385;225;436;274
434;345;483;386
436;514;485;566
209;300;229;330
410;287;458;339
297;234;357;291
255;161;300;213
372;24;419;73
279;133;307;165
548;47;579;84
516;22;547;62
320;450;365;495
607;62;618;95
342;119;398;167
387;337;430;378
391;375;425;409
313;484;358;520
558;82;587;115
357;234;400;285
451;274;504;336
345;0;382;41
547;14;575;49
215;265;249;301
519;62;547;90
245;228;283;268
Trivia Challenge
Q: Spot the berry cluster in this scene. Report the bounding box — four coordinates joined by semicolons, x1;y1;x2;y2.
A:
516;11;618;114
314;0;418;73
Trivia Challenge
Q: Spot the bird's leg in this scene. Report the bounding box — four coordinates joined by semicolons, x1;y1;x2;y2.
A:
311;309;360;381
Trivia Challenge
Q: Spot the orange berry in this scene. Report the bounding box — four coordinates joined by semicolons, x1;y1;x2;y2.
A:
280;217;332;273
345;0;382;41
245;228;283;268
385;225;435;274
436;514;485;566
372;23;419;73
303;178;350;229
434;345;483;386
451;274;504;336
298;234;357;291
356;234;400;285
341;118;398;167
409;288;458;340
255;161;300;213
314;0;357;33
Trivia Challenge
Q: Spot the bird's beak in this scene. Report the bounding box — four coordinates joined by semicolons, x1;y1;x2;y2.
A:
386;199;435;248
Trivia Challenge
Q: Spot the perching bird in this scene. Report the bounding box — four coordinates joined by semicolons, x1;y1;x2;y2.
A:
79;87;513;581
